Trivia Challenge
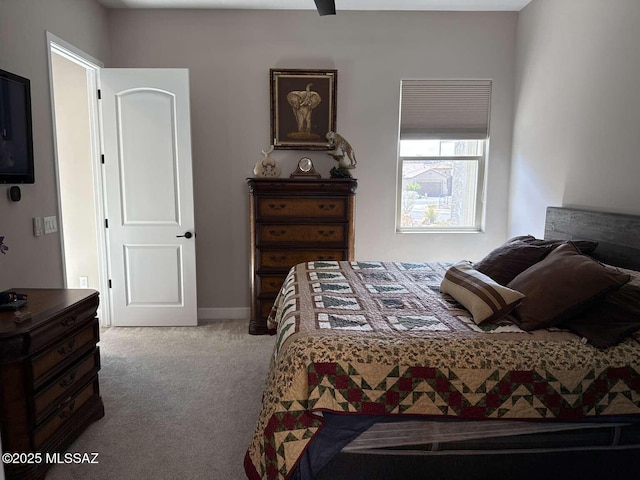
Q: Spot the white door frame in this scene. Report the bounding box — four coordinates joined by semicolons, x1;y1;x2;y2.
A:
46;32;112;326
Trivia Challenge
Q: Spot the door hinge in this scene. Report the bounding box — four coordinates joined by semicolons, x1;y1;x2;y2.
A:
105;219;109;229
101;154;105;164
108;279;112;288
97;89;101;100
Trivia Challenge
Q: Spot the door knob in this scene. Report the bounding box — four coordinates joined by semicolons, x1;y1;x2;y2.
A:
176;232;194;239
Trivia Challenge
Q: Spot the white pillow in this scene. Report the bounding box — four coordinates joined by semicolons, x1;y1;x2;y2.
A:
440;261;525;324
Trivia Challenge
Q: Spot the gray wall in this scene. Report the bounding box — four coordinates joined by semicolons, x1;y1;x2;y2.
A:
0;0;109;289
107;9;518;312
0;4;524;314
509;0;640;237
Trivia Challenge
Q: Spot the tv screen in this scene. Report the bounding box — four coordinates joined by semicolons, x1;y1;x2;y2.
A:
0;68;35;184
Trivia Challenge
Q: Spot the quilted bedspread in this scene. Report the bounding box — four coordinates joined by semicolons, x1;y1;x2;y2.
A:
245;261;640;480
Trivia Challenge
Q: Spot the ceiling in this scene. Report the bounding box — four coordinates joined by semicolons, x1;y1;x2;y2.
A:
97;0;532;11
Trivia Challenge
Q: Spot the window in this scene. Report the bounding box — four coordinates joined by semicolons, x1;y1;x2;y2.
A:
396;80;491;232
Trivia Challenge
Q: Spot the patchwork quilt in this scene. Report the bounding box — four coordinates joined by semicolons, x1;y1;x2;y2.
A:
245;261;640;480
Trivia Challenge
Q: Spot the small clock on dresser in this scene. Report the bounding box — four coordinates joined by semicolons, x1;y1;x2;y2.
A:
290;157;321;178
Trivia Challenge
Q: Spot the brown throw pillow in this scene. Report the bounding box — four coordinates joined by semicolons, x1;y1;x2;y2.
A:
474;237;551;286
507;242;630;331
559;283;640;349
440;261;525;325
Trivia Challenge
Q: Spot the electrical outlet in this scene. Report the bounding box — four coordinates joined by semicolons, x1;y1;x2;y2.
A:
33;217;43;237
80;276;89;288
44;216;58;234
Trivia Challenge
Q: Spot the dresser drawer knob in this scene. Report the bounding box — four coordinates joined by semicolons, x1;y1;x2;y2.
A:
268;230;287;237
57;338;76;356
318;230;335;237
268;255;287;262
59;370;78;388
61;315;78;328
318;204;336;211
268;203;287;211
58;399;76;419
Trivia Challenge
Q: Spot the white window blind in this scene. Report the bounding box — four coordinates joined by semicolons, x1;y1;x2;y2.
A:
400;80;492;140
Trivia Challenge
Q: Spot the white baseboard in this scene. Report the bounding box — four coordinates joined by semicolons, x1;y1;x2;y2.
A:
198;307;250;320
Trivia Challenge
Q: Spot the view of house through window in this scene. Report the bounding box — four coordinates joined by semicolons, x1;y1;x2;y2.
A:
396;80;491;232
399;139;484;229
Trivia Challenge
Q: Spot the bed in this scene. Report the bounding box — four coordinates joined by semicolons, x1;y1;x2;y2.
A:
244;207;640;480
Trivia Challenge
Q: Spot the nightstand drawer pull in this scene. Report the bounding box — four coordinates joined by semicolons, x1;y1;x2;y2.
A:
59;369;78;388
57;338;76;356
61;315;78;328
58;399;76;419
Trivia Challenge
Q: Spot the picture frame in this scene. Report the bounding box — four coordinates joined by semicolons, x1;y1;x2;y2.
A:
270;69;337;150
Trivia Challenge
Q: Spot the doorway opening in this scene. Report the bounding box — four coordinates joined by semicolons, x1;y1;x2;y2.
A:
47;33;111;326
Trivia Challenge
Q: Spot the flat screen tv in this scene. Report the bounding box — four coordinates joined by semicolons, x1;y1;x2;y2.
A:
0;68;35;184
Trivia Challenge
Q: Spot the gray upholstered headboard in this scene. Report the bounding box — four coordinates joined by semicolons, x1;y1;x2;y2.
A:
544;207;640;271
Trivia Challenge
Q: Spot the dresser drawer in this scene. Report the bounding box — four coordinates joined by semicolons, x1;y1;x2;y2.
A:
33;348;101;423
34;377;99;449
257;197;347;219
31;320;99;388
258;249;345;269
258;224;345;244
259;275;287;295
258;299;276;320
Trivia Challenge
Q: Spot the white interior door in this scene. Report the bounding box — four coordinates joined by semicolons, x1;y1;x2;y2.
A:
100;68;197;326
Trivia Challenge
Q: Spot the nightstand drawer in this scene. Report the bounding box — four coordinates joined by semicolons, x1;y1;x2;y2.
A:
258;224;345;244
33;348;101;423
258;249;344;268
34;377;99;449
31;320;99;387
257;197;346;219
29;294;99;353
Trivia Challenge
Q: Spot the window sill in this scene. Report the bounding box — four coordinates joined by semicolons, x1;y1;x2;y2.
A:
395;227;484;234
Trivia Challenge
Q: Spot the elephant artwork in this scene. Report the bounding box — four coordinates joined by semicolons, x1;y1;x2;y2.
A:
286;83;321;140
270;69;336;149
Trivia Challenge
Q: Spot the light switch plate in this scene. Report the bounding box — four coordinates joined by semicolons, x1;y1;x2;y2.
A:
44;216;58;234
33;217;43;237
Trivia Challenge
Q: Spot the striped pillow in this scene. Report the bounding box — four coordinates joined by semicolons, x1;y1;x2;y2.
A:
440;261;525;324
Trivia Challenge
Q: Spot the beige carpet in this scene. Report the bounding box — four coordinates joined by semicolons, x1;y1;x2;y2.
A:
47;319;275;480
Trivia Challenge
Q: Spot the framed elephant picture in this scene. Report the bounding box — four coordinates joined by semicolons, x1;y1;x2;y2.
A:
270;69;337;150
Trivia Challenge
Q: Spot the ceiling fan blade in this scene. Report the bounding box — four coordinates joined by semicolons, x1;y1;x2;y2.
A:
313;0;336;16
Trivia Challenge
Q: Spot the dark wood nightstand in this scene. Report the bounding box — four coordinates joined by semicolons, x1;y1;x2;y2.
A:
0;289;105;480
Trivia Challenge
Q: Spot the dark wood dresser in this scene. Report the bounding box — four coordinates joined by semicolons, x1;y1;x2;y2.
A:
247;178;357;334
0;289;105;480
